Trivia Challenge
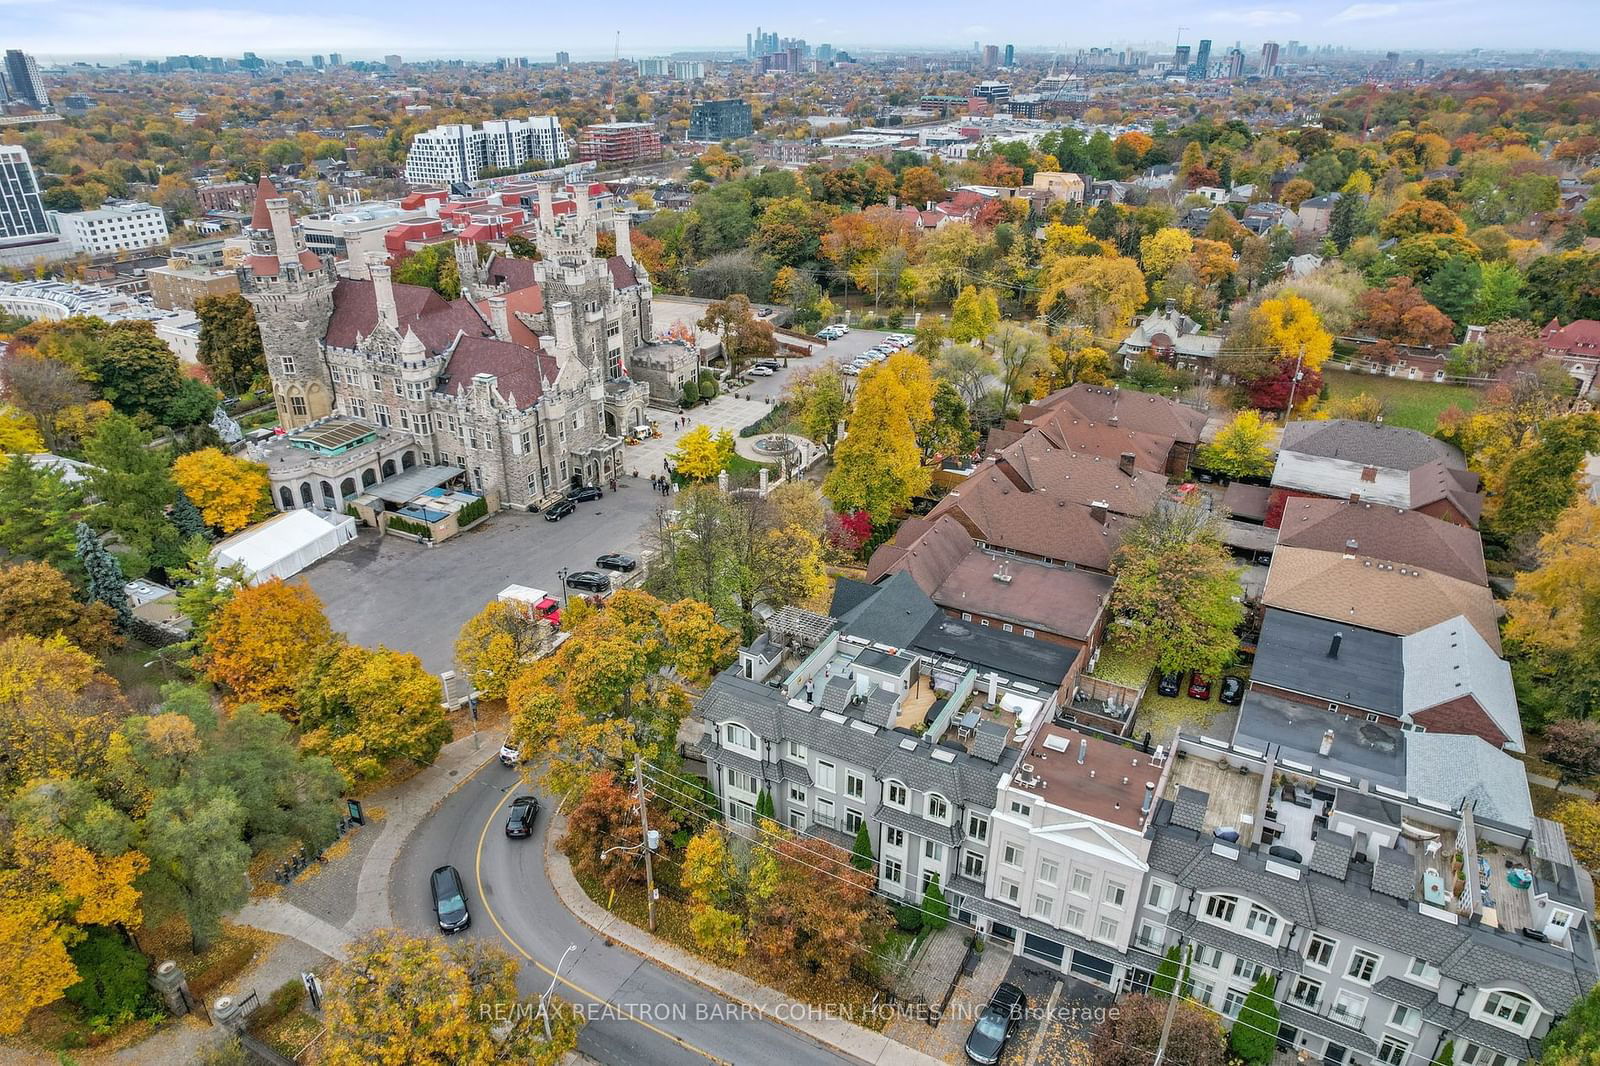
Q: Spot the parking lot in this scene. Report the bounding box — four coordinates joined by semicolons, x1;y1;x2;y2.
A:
299;483;664;674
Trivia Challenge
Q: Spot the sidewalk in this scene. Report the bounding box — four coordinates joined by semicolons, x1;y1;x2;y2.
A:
1526;770;1598;800
542;808;949;1066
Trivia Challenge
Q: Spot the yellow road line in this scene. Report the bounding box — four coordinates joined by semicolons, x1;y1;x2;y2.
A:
471;773;725;1063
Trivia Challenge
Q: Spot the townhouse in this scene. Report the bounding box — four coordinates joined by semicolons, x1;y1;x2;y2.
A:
1269;420;1484;529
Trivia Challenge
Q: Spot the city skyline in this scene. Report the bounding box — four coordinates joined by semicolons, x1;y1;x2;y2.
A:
7;0;1600;60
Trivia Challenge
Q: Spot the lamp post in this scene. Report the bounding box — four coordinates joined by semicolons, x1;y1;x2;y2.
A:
538;943;578;1042
557;567;569;607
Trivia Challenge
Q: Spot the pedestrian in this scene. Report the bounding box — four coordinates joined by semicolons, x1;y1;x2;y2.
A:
663;458;669;471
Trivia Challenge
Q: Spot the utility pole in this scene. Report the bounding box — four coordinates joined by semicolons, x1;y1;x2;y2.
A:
1282;342;1306;422
633;753;658;932
1151;942;1185;1066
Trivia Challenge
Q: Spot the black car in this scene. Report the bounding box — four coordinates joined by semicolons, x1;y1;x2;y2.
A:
1219;675;1246;706
505;795;540;838
543;499;576;521
1157;671;1182;698
595;552;637;572
754;359;781;370
565;570;612;593
567;485;603;503
964;982;1027;1065
430;865;470;933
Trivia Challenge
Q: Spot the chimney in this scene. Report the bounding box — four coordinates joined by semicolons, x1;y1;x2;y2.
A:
538;182;556;233
1142;782;1155;815
1318;729;1335;757
575;181;591;223
987;672;999;703
1328;631;1342;658
266;194;298;265
369;255;398;331
552;300;576;352
487;295;511;342
1108;414;1119;427
1118;451;1136;476
613;214;633;265
1077;738;1087;765
1090;500;1109;524
538;333;556;352
1343;538;1358;556
1164;297;1177;314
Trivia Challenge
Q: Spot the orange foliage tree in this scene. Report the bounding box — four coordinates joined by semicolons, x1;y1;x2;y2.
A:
202;579;334;714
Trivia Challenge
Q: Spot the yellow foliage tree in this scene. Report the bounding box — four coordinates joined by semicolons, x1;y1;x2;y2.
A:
0;406;43;454
0;635;128;795
670;425;735;481
299;643;451;783
1505;501;1600;662
454;600;552;700
171;447;270;533
1138;227;1194;279
823;366;930;525
1250;292;1334;372
1040;255;1148;331
202;579;335;714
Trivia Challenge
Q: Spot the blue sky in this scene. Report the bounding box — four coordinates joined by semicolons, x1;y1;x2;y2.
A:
7;0;1597;61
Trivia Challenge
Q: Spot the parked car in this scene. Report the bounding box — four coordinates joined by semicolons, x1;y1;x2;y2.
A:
840;364;860;376
430;865;471;932
505;795;540;838
1157;671;1182;698
498;742;522;767
754;359;781;370
817;326;842;339
567;484;603;502
1219;675;1245;705
834;324;850;334
964;982;1027;1065
1188;674;1213;700
746;365;775;376
565;570;612;594
595;553;637;572
543;499;576;521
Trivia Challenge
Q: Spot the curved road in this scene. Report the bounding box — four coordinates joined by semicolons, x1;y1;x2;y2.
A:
392;758;860;1066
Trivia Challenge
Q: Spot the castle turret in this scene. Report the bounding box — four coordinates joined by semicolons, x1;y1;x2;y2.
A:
239;176;337;429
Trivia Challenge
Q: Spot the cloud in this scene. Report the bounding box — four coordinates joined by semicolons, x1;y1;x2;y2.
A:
1329;2;1403;21
1208;8;1303;27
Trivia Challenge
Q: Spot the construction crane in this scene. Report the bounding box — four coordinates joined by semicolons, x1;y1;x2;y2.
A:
607;30;620;112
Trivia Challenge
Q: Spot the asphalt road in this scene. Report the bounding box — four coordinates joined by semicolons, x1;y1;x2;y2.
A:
302;488;664;674
391;759;860;1066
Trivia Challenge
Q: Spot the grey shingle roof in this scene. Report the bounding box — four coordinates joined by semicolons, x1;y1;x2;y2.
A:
1277;1003;1377;1053
1172;787;1209;831
1449;1016;1535;1060
874;803;961;846
1371;846;1416;899
1404;733;1534;832
1307;835;1352;880
1280;419;1466;472
1168;911;1303;972
1372;976;1439;1010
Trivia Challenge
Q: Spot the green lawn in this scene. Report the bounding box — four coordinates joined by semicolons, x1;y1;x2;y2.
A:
1322;367;1483;433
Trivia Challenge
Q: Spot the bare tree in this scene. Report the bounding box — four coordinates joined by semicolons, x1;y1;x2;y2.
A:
1;354;88;453
987;323;1050;414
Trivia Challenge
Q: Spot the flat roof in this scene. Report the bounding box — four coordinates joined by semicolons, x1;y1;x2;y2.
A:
1014;724;1157;830
371;464;465;504
1234;689;1406;789
289;417;378;452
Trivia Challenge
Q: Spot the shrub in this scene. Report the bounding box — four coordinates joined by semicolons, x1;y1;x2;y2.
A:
698;370;719;399
386;514;432;540
456;495;489;527
65;928;154;1025
894;904;924;933
682;379;701;406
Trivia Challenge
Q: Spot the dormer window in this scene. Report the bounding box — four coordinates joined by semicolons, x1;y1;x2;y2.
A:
1480;990;1532;1030
886;781;908;809
926;793;949;823
720;722;756;754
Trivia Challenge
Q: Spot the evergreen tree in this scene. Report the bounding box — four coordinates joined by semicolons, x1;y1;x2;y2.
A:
1432;1041;1455;1066
921;873;949;931
1330;194;1365;252
850;822;875;871
171;490;209;541
755;789;775;820
1152;944;1182;998
0;454;81;575
74;522;131;627
1229;974;1279;1065
82;414;182;573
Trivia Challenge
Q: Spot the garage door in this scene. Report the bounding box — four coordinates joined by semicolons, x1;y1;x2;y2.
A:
1070;950;1115;985
1022;932;1066;967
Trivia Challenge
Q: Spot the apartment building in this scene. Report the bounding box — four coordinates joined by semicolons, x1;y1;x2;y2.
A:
578;123;663;167
688;99;753;142
50;200;170;255
0;144;49;242
403;116;572;185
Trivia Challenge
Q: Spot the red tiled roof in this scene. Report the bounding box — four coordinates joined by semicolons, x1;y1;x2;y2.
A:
484;255;541;298
324;278;489;354
1541;318;1600;356
607;255;638;290
1020;383;1207;446
441;335;558;410
248;254;278;276
249;176;277;230
475;289;543;348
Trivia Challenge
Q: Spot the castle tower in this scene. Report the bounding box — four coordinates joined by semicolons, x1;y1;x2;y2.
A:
239;176;338;429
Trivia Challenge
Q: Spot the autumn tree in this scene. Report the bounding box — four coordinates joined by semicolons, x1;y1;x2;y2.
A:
949;286;1000;345
1489;415;1600;544
1538;982;1600;1066
171;448;270;533
1358;277;1457;346
1198;410;1275;479
194;294;267;396
322;929;579;1066
1110;501;1244;676
203;579;335;714
898;165;945;207
560;771;678;895
918;381;979;465
824;361;931;524
785;365;848;455
1542;720;1600;784
0;636;129;794
0;353;87;453
1090;994;1228;1066
1380;199;1467;240
670;425;736;481
1139;227;1194;280
1505;499;1600;719
700;294;777;373
1322;391;1385;421
682;824;745;959
139;784;248;951
455;600;553;700
88;321;216;427
1040;254;1147;332
0;560;118;651
1280;178;1316;211
988;323;1049;413
746;830;884;984
298;643;451;783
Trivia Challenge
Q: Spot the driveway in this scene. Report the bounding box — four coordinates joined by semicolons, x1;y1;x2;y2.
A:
299;487;663;674
997;958;1113;1066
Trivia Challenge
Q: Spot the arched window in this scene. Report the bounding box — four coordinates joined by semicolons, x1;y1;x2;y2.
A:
279;486;294;509
299;482;314;507
340;477;357;500
361;468;377;487
925;792;949;823
401;450;417;470
382;459;397;477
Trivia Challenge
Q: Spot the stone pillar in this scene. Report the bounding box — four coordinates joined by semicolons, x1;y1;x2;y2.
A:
613;214;633;265
717;470;729;493
369;254;398;331
538;182;556;233
758;467;769;495
150;960;194;1017
552;301;576;353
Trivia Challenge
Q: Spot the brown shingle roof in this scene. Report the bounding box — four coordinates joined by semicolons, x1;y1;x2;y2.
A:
325;278;491;355
1021;383;1207;446
249;176;277;230
607;255;639;290
439;335;557;411
1274;498;1487;586
1263;546;1501;652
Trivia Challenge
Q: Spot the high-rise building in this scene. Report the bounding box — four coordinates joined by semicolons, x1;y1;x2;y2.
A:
817;43;834;62
1003;44;1014;67
49;200;170;255
1193;39;1212;79
555;51;570;66
329;53;342;66
1259;41;1280;76
688;98;752;142
0;145;49;242
982;44;1000;69
1173;45;1190;72
3;50;49;110
578;122;663;166
403;116;573;186
384;54;403;68
1287;39;1300;59
312;55;325;70
1225;46;1245;80
746;34;753;59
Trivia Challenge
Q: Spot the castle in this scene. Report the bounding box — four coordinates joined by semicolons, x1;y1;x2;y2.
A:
241;176;656;513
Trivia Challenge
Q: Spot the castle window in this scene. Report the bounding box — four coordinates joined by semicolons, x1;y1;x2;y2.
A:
415;414;429;434
398;410;410;430
289;396;307;417
282;356;297;375
374;404;390;427
519;431;531;455
349;397;366;419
